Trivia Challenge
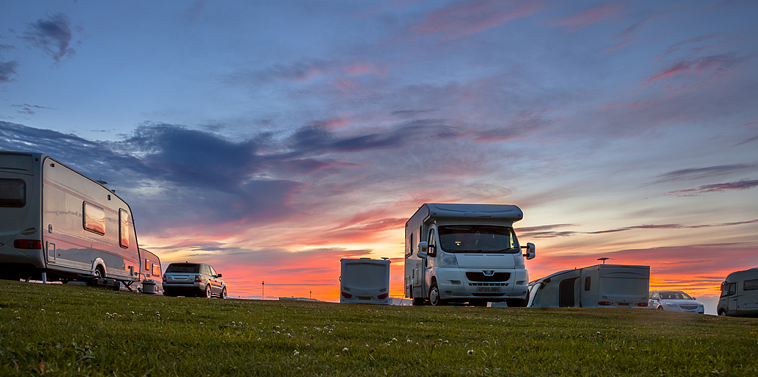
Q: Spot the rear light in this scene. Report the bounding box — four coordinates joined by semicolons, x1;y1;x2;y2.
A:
341;292;352;299
377;293;388;300
194;275;201;282
598;301;613;306
14;239;42;249
635;302;649;307
162;275;167;283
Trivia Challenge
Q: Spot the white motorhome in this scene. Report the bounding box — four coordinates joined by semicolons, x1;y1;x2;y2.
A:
139;248;163;294
0;151;142;286
718;268;758;317
404;203;535;306
528;264;650;308
340;258;391;305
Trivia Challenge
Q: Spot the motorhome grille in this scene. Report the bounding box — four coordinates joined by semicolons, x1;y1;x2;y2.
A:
679;304;698;310
466;272;510;282
468;283;507;287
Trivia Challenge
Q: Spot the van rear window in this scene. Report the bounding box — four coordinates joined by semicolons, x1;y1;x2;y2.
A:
0;179;26;208
166;264;200;273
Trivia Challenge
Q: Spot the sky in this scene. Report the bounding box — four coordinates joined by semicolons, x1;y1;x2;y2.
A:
1;0;757;312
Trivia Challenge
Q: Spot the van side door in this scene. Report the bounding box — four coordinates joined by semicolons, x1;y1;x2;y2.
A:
424;227;438;291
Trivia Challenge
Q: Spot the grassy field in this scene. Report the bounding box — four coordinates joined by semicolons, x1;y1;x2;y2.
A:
0;280;756;376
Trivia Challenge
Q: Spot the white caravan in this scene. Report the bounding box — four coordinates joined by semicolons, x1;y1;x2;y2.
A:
404;203;536;306
528;264;650;308
0;151;142;286
340;258;391;305
139;248;163;294
718;268;758;317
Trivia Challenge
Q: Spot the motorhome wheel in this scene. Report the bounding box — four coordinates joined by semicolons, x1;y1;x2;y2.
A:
429;282;445;306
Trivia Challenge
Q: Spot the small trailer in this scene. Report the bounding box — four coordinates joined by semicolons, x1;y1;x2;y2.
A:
0;151;142;287
340;258;391;305
139;248;163;294
718;268;758;317
528;264;649;308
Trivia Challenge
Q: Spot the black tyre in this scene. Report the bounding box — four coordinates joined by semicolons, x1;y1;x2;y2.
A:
428;281;445;306
220;287;227;299
412;298;425;306
203;285;212;298
657;306;664;310
718;309;726;316
506;298;527;307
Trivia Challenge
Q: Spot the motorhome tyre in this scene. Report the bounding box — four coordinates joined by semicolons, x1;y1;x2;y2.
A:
718;309;726;316
429;282;445;306
506;298;527;307
220;287;227;299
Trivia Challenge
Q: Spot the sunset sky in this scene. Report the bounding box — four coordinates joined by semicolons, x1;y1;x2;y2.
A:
1;0;757;313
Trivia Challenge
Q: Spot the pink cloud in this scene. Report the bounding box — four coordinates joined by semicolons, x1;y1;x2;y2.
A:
643;53;745;85
410;0;543;39
734;120;758;129
604;38;634;53
549;2;624;33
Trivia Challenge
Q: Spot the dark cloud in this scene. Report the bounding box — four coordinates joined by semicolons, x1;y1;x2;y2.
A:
21;13;76;62
666;179;758;197
12;103;53;115
589;218;758;234
647;164;758;185
735;134;758;146
655;33;720;61
0;60;18;83
517;223;578;239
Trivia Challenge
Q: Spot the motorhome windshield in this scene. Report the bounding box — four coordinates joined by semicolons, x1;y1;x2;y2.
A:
438;225;518;253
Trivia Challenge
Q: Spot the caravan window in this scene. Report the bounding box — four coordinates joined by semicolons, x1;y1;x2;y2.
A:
83;202;105;235
152;264;161;276
0;179;26;208
744;279;758;291
584;277;591;291
119;209;130;248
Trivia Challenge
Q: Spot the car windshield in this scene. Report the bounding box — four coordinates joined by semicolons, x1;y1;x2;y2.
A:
438;225;518;253
166;264;200;273
660;291;692;300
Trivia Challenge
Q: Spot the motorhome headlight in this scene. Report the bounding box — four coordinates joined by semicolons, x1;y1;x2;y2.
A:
439;253;458;268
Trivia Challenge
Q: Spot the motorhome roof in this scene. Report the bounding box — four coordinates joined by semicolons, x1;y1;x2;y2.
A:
423;203;523;221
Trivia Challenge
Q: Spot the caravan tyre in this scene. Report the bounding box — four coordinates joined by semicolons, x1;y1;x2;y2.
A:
429;282;445;306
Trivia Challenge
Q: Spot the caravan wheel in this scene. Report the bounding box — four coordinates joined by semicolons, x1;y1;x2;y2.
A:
429;282;445;306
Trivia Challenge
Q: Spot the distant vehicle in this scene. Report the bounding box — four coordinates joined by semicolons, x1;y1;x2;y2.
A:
0;151;142;287
139;248;162;294
404;203;536;307
718;268;758;317
162;262;226;298
649;290;704;314
528;264;649;308
340;258;390;305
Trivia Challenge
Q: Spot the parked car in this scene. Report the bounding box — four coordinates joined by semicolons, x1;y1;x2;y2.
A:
162;262;227;298
649;290;704;314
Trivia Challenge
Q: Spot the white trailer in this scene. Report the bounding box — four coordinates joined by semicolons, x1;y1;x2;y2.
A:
718;268;758;317
0;151;142;287
528;264;650;308
139;248;163;294
404;203;536;306
340;258;391;305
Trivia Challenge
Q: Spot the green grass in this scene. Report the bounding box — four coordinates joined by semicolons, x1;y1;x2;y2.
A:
0;280;756;376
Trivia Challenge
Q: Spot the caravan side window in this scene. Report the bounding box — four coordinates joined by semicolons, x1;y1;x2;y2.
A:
119;209;130;248
744;279;758;291
152;264;161;277
584;277;591;291
83;202;105;235
0;179;26;208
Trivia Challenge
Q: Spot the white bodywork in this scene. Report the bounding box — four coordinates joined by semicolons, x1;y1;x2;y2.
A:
718;268;758;317
403;203;535;306
528;264;650;308
139;248;163;294
0;151;142;284
649;290;704;314
340;258;390;305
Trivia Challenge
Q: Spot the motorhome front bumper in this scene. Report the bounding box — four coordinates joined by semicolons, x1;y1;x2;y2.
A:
435;268;529;301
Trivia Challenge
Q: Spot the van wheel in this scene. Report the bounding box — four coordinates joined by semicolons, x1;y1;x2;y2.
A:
220;287;227;299
429;282;445;306
718;309;726;316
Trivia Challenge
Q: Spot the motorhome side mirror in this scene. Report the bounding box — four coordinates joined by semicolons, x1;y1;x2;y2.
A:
522;243;536;260
417;241;428;258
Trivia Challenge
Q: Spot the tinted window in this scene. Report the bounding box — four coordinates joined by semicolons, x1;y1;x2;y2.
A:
438;225;517;253
428;229;437;257
119;209;130;248
83;202;105;235
745;279;758;291
584;277;591;291
166;264;200;273
0;179;26;208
